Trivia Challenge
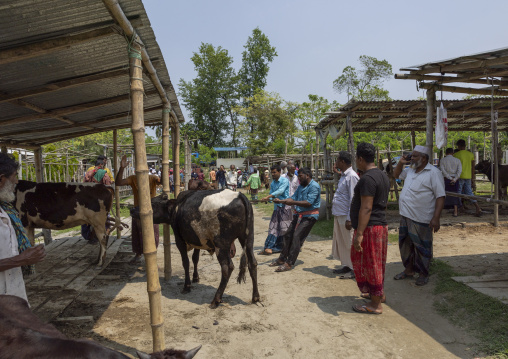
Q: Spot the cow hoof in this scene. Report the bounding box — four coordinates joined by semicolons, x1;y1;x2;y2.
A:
252;296;261;303
209;300;222;309
181;287;191;294
192;277;200;283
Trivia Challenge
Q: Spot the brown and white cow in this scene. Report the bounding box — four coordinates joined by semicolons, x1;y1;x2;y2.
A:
187;179;213;190
0;295;201;359
14;180;120;266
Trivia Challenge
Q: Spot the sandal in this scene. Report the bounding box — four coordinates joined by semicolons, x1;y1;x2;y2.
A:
352;304;382;315
339;272;355;279
269;260;284;267
415;275;429;286
393;272;413;280
258;250;272;255
275;264;291;272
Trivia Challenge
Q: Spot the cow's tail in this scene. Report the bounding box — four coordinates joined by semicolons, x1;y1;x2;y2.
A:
237;193;253;285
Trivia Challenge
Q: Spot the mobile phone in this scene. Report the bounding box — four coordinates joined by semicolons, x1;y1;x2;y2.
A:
405;154;412;161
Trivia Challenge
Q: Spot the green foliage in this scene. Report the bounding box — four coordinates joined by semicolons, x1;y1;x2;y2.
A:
333;55;392;101
178;43;239;147
235;91;296;155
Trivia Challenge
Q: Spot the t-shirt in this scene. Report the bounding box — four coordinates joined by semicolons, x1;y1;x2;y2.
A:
86;166;114;183
126;175;160;207
349;168;390;229
454;150;474;179
209;170;216;181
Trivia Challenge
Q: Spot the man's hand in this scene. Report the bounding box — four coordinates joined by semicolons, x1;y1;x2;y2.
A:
18;245;46;266
353;233;363;252
260;196;270;202
120;155;129;169
345;220;352;231
399;155;410;165
429;217;441;233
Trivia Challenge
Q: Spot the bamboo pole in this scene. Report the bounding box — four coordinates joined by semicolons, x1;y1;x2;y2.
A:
24;150;28;180
161;107;172;281
0;146;7;154
18;151;22;180
426;88;436;152
491;101;499;227
346;114;356;171
129;40;164;351
34;147;52;245
445;192;508;206
172;124;181;198
113;130;121;240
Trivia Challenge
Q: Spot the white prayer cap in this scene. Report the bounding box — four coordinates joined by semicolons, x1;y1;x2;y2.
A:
413;145;431;157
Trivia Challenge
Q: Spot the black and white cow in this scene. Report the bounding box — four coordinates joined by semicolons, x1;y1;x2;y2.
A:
0;295;201;359
134;189;260;309
14;180;120;266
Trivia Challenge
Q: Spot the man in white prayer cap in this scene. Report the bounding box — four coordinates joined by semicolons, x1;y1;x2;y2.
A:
392;145;445;286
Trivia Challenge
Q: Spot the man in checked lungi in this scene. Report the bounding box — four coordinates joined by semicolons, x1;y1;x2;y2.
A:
394;145;445;286
349;143;390;315
259;164;290;255
269;167;321;272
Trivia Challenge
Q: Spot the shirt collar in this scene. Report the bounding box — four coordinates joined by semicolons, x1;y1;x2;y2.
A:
343;166;354;175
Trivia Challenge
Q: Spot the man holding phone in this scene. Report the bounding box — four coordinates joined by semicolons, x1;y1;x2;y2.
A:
0;153;46;301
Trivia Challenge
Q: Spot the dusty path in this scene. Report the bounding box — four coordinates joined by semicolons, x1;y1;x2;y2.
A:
54;206;508;358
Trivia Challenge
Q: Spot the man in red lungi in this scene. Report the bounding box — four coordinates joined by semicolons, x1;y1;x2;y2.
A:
349;143;390;314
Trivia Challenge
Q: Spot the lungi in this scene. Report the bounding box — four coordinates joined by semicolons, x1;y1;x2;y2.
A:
131;217;160;256
332;215;354;269
398;216;433;276
444;178;461;209
350;225;388;297
263;205;293;252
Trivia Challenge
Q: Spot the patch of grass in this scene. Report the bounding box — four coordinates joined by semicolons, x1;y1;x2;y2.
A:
311;218;333;237
430;259;508;357
388;233;398;243
254;202;275;216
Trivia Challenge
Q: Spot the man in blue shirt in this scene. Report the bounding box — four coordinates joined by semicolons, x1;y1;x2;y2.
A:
271;167;321;272
259;165;290;254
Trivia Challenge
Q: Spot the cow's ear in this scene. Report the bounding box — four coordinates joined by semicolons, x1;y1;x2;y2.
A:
162;193;168;200
136;350;151;359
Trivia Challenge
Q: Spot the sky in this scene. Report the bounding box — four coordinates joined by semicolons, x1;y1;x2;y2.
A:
143;0;508;126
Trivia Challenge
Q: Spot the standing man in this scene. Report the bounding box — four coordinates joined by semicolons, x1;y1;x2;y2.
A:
87;155;114;183
226;165;238;191
394;145;445;286
331;151;359;279
0;153;46;300
209;167;216;186
349;143;390;314
269;167;321;271
246;166;262;200
282;163;299;198
259;165;291;255
116;155;161;264
440;147;462;217
280;161;288;175
454;139;481;216
216;165;227;190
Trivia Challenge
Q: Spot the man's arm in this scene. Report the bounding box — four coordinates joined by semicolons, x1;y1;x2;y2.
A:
429;197;445;233
353;196;374;252
115;155;130;186
394;157;408;179
0;245;45;272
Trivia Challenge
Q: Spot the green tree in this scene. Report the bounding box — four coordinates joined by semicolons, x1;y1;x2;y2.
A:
333;55;392;101
178;43;239;147
236;91;296;155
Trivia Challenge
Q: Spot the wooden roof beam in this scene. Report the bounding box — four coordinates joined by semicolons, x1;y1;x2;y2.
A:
0;26;117;66
0;89;158;126
395;69;508;85
403;56;508;75
418;82;508;97
0;105;163;139
365;115;400;130
353;104;394;125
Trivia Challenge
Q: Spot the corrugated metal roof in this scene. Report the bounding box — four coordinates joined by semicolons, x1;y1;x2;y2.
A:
0;0;184;147
317;99;508;132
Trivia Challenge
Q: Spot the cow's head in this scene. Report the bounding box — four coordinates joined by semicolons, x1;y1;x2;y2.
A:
130;194;176;225
136;344;201;359
475;160;492;174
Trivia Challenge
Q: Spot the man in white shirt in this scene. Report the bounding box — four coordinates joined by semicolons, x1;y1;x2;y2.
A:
393;145;445;286
0;153;46;301
226;165;238;191
282;163;299;197
331;152;359;278
440;147;462;217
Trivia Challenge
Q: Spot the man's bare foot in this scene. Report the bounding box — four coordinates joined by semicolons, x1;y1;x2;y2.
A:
361;293;386;303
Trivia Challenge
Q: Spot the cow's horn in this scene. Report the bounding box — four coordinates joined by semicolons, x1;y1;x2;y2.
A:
136;350;151;359
185;345;202;359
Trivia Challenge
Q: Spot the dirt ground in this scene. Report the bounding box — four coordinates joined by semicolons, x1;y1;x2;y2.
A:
52;204;508;359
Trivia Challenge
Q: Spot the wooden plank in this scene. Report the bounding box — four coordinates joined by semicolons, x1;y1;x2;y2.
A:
96;275;121;280
55;316;94;322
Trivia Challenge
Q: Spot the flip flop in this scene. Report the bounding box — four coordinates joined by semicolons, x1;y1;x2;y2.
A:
352;304;382;315
415;275;429;286
269;260;284;267
258;250;272;255
393;272;413;280
275;264;291;272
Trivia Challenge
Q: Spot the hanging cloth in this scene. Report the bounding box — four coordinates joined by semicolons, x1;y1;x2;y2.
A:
435;102;448;149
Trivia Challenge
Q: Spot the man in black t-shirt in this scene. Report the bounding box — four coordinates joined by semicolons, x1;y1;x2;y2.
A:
349;143;390;315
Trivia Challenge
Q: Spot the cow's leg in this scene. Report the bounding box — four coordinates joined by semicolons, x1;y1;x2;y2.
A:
175;236;192;293
94;225;108;267
239;234;260;304
26;226;35;247
192;248;200;283
210;248;234;309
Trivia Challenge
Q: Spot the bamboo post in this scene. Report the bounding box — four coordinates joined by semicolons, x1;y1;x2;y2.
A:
0;146;7;154
315;131;319;179
491;107;499;227
346;114;356;171
34;147;52;245
426;88;436;152
172;124;181;198
184;135;191;190
411;131;416;149
18;151;22;180
129;39;164;351
65;150;69;182
24;150;28;180
161;107;172;281
113;130;121;239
